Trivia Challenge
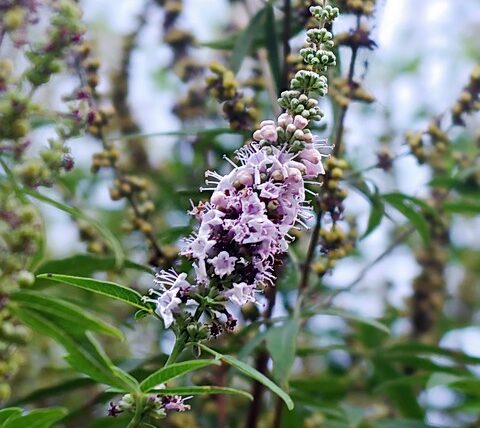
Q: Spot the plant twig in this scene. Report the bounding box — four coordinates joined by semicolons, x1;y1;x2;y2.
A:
298;203;322;293
244;286;277;428
281;0;291;92
333;15;361;157
320;226;415;307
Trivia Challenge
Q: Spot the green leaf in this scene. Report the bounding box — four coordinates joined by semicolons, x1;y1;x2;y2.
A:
264;4;281;92
443;199;480;214
372;358;424;419
230;7;267;73
7;378;94;407
0;408;22;425
11;290;123;339
383;192;430;245
22;188;124;267
12;307;132;391
2;408;67;428
383;342;480;365
426;372;465;388
35;254;153;278
375;419;435;428
266;319;300;388
140;359;220;392
36;274;150;312
314;308;390;335
151;385;253;400
362;190;384;238
109;127;248;141
200;344;294;410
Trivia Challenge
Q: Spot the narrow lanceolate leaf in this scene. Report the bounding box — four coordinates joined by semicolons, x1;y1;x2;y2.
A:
36;274;150;312
7;378;95;407
316;308;390;335
382;192;430;245
140;360;220;392
11;307;133;391
230;6;267;73
11;291;124;340
2;408;67;428
443;199;480;214
362;191;385;238
0;408;22;425
35;254;153;278
266;319;300;388
22;188;124;267
265;4;282;92
151;386;253;400
200;344;294;411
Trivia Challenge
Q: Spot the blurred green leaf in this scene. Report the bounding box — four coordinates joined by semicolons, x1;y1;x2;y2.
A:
362;189;385;238
12;307;135;391
266;319;300;388
0;408;22;425
36;274;150;312
443;199;480;214
265;3;281;92
10;290;124;339
374;420;435;428
23;188;125;268
383;192;430;245
200;344;294;410
35;254;153;279
314;308;390;335
231;7;267;73
1;408;67;428
109;127;248;141
7;378;94;407
384;342;480;365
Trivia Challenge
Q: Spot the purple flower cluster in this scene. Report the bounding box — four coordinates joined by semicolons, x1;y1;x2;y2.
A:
144;113;328;329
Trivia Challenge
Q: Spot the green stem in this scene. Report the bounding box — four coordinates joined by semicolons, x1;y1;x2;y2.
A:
164;331;188;366
127;395;145;428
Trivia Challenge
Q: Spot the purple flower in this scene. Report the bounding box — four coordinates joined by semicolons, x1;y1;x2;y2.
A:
161;395;192;412
153;289;181;328
145;112;330;330
209;251;237;277
223;282;256;306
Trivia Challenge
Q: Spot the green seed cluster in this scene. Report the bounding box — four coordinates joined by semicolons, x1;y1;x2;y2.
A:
0;1;88;188
206;62;260;131
0;190;41;401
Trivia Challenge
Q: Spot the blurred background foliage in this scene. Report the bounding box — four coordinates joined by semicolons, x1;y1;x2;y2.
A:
0;0;480;427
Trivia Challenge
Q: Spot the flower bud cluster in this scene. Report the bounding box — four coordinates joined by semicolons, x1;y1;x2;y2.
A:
0;190;41;401
109;392;191;421
278;4;338;120
206;62;260;131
